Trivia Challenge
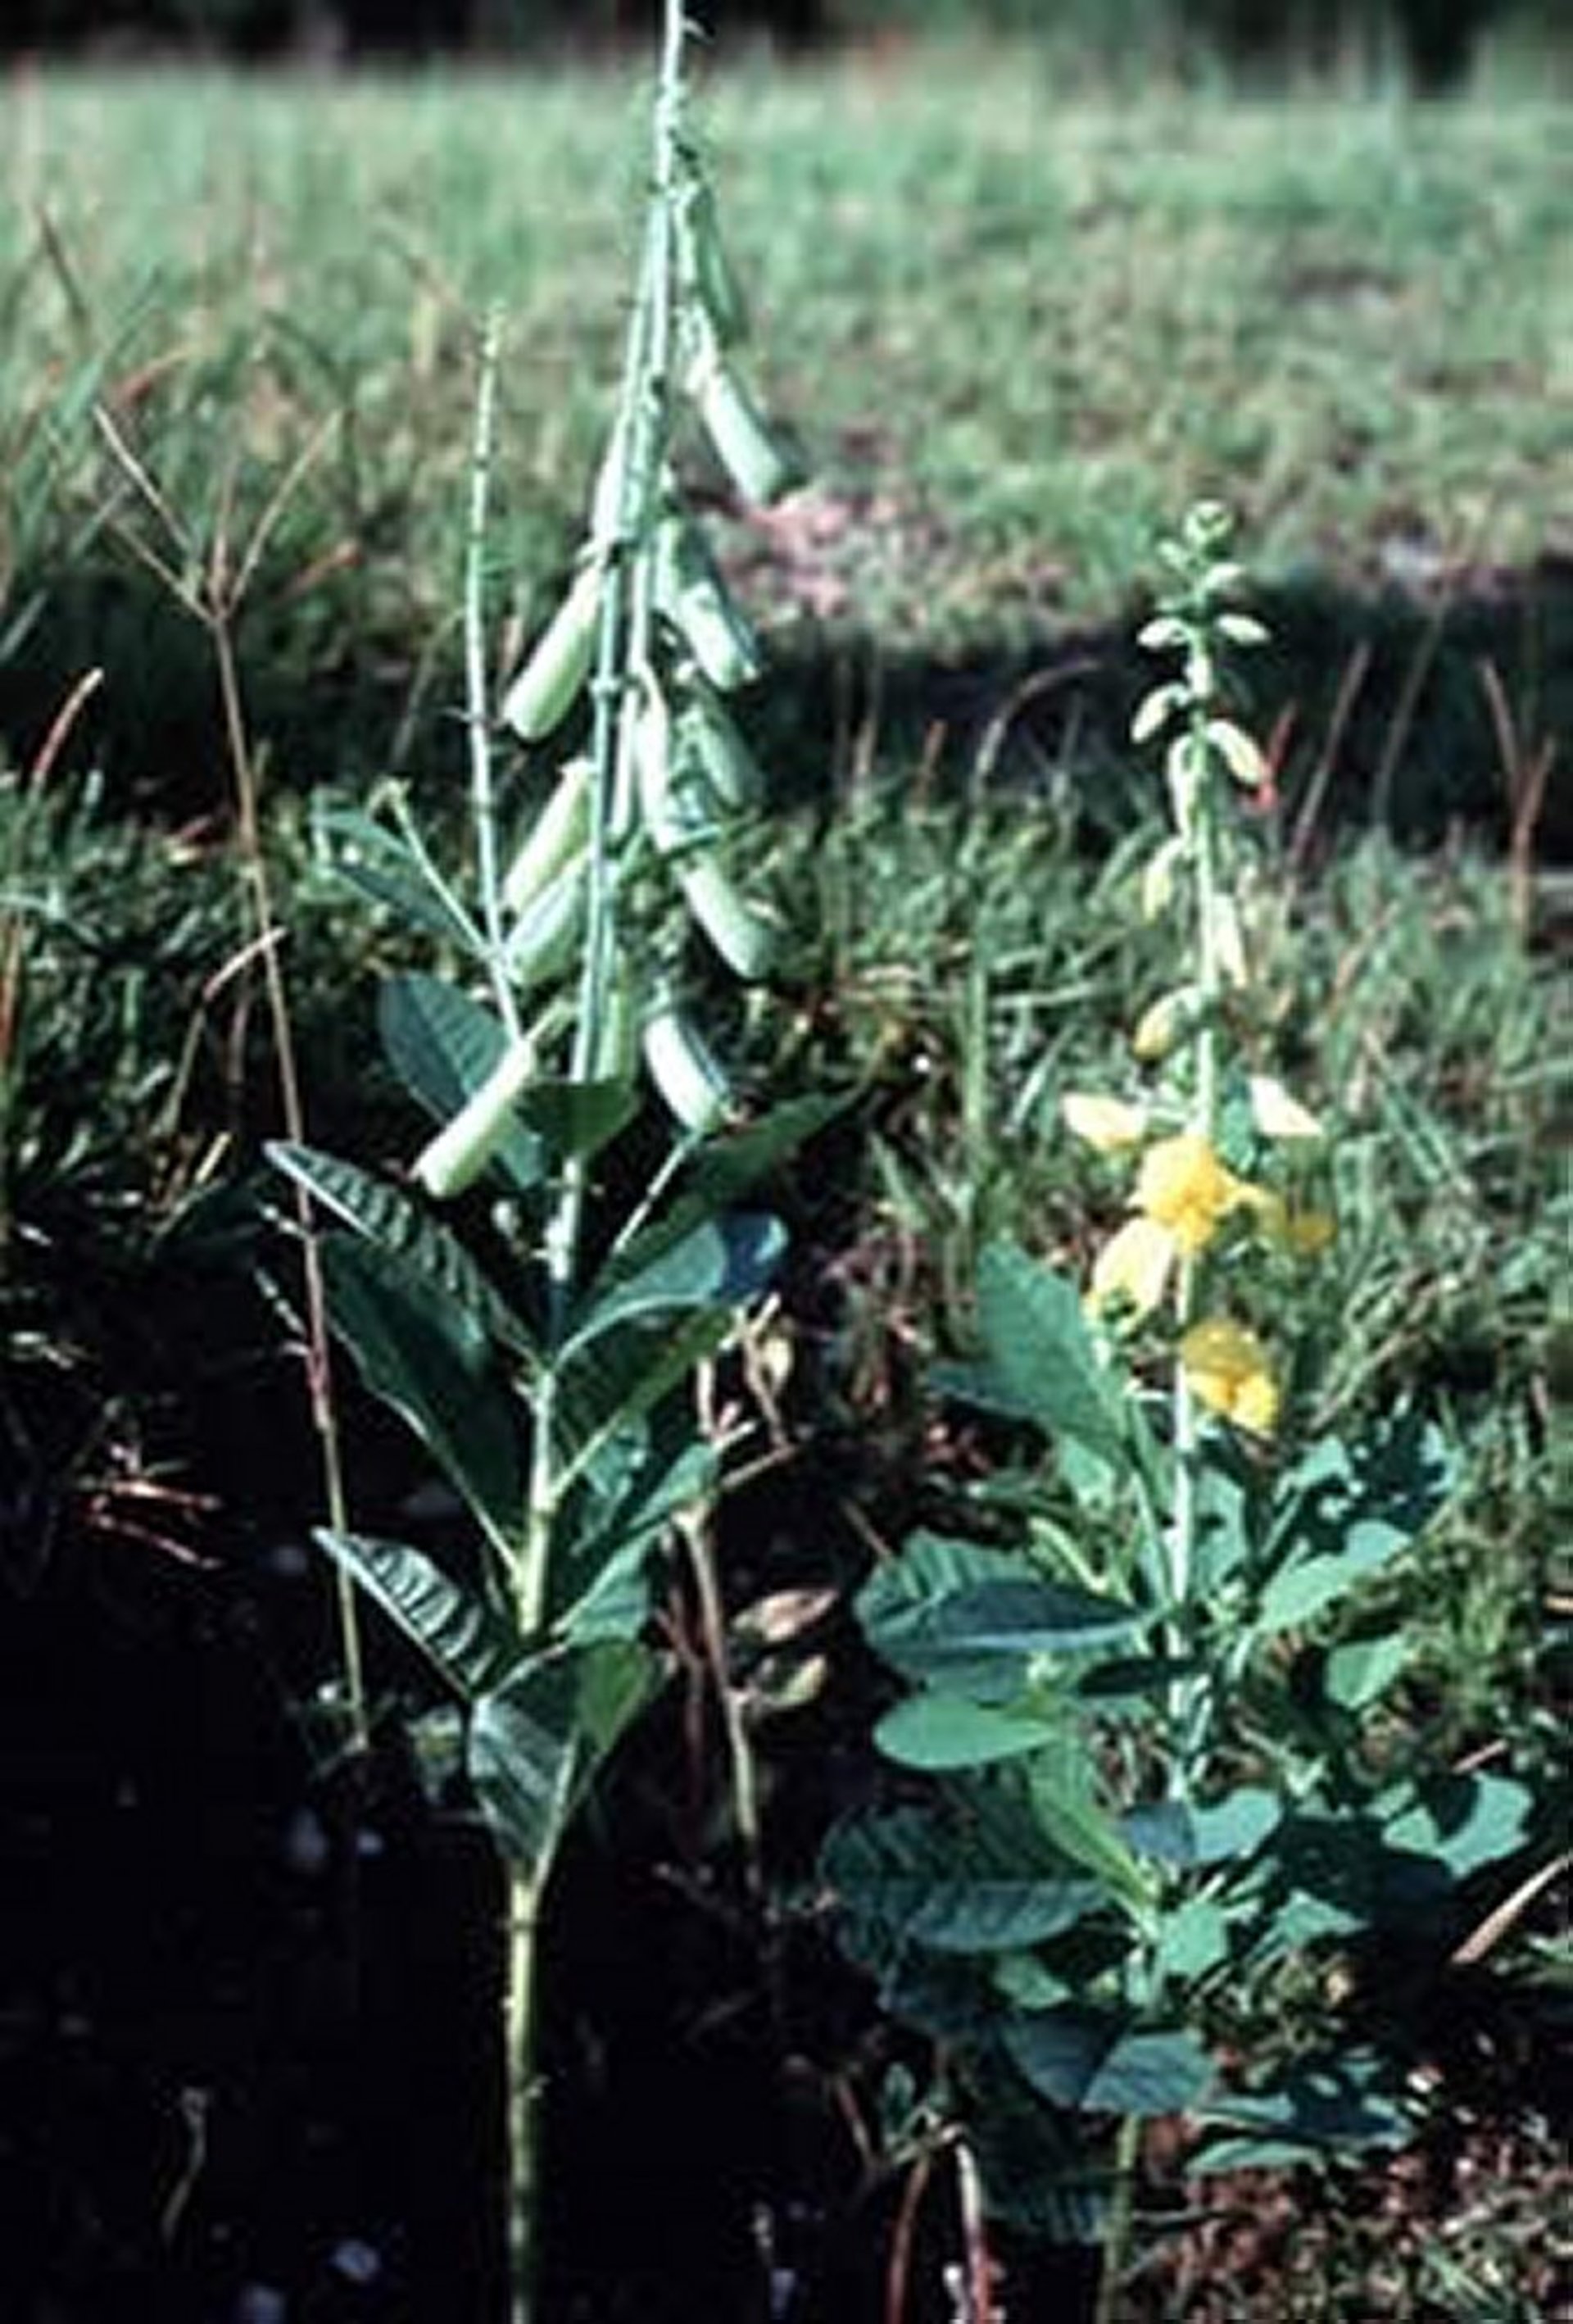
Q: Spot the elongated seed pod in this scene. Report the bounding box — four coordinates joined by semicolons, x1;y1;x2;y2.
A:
694;352;805;509
654;515;761;693
413;1035;535;1200
677;688;764;812
502;860;585;989
501;756;592;915
677;854;776;983
589;416;632;548
674;170;750;347
642;1002;730;1136
592;959;637;1085
501;558;603;741
635;677;714;857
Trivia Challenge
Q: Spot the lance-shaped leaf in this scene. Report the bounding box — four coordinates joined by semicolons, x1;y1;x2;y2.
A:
314;1529;515;1700
875;1694;1062;1772
320;1232;524;1555
1026;1732;1154;1913
556;1306;734;1492
554;1432;719;1645
268;1140;537;1363
974;1241;1129;1467
314;802;481;951
822;1803;1102;1954
468;1642;657;1876
377;974;542;1193
565;1211;785;1360
515;1075;638;1162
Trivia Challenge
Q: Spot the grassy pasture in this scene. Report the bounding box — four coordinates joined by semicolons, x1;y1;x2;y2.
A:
1;42;1567;2324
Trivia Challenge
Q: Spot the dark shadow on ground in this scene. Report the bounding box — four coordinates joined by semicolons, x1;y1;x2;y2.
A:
2;549;1570;860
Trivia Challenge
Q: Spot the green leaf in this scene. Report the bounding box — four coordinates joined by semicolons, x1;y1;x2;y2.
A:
1378;1771;1534;1885
267;1140;537;1362
1027;1735;1154;1913
313;1529;515;1700
315;803;479;951
822;1804;1102;1954
1006;2011;1211;2116
1254;1414;1452;1636
689;1092;854;1205
875;1694;1059;1771
857;1531;1043;1700
565;1212;786;1359
468;1654;581;1875
320;1233;524;1554
1154;1895;1234;1983
555;1435;719;1645
556;1307;734;1490
468;1641;657;1875
974;1240;1128;1467
1124;1789;1281;1869
1325;1632;1411;1711
1195;2053;1411;2161
515;1075;637;1161
377;974;542;1192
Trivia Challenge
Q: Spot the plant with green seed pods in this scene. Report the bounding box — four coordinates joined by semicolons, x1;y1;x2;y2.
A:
820;506;1548;2318
266;11;827;2318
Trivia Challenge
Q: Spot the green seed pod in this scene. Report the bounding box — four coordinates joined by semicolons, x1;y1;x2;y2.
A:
678;855;777;983
501;756;592;916
501;558;603;741
674;170;750;348
413;1035;535;1200
677;688;764;812
655;515;761;693
694;352;805;509
592;957;637;1085
589;416;632;548
642;1002;730;1137
502;860;585;990
636;676;714;857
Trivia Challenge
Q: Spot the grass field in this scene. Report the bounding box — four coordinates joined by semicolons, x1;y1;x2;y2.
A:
1;40;1567;2324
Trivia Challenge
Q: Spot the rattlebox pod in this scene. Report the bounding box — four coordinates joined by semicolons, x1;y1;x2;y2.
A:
673;169;750;348
677;688;764;813
677;854;776;983
687;312;804;510
654;515;761;692
501;556;604;741
501;756;592;915
641;1001;731;1136
636;676;715;856
503;862;586;989
413;1034;536;1200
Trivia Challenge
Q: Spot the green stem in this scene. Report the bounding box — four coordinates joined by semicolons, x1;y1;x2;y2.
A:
465;303;520;1042
1094;2111;1141;2324
503;1863;542;2324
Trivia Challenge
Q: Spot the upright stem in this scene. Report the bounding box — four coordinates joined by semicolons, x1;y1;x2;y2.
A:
504;1866;542;2324
503;17;691;2323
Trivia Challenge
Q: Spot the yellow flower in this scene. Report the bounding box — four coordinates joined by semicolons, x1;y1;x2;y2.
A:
1180;1317;1280;1434
1089;1217;1175;1317
1135;1134;1256;1257
1062;1092;1149;1152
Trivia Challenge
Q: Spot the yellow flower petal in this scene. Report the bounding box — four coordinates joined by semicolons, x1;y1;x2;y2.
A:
1135;1133;1255;1257
1249;1074;1324;1142
1089;1217;1176;1319
1181;1316;1279;1435
1062;1092;1149;1152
